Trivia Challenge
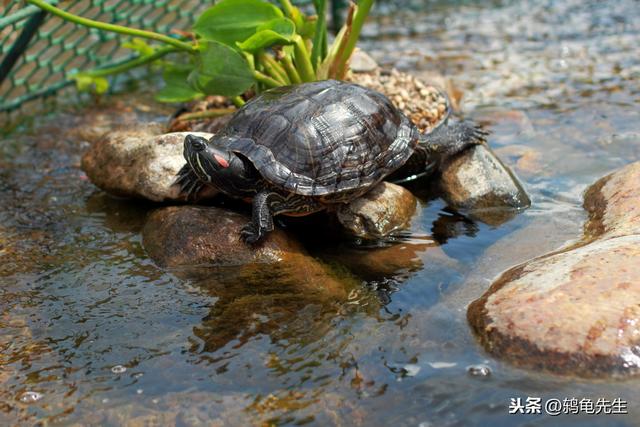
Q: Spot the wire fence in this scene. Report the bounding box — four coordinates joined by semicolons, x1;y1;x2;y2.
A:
0;0;346;114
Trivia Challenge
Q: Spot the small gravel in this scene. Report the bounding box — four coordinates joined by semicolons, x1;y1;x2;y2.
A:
348;68;448;132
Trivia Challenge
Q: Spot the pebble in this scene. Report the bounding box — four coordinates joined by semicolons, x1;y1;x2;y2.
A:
467;364;492;377
349;68;449;132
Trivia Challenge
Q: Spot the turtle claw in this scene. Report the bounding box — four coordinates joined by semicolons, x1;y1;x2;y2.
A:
174;164;203;201
470;124;489;145
240;223;263;245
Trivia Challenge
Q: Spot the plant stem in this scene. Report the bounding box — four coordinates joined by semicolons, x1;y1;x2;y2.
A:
253;71;282;88
279;0;304;30
281;54;302;84
333;0;374;79
231;96;245;107
260;53;290;85
311;0;327;70
293;36;316;82
75;46;178;78
177;108;236;121
279;0;296;19
327;5;353;79
26;0;196;53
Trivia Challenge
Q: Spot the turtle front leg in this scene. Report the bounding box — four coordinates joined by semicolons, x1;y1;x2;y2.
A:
240;191;322;244
241;191;281;244
421;120;489;164
175;163;204;200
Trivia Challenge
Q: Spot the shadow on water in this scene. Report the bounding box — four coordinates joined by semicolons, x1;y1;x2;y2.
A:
1;0;640;425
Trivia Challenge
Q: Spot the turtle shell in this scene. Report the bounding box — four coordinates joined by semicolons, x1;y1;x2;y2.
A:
218;79;420;199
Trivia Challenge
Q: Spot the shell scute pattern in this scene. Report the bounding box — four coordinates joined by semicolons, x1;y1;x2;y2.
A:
222;80;419;197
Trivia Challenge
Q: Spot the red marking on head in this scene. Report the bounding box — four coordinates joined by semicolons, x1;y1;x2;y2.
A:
214;154;229;168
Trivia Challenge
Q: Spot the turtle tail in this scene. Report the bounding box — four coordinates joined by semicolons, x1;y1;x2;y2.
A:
418;119;488;169
174;163;204;200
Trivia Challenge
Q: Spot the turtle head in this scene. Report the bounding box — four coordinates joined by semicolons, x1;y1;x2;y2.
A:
183;134;256;195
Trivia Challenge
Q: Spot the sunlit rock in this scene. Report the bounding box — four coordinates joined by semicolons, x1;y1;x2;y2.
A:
349;49;379;73
81;129;218;202
439;144;531;225
583;161;640;239
336;182;417;239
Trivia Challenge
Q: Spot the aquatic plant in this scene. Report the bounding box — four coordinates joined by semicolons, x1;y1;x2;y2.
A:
24;0;375;109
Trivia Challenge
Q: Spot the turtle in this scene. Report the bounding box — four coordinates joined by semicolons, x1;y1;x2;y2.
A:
176;79;487;244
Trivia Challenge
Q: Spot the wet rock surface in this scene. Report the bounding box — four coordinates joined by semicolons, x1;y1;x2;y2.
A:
468;161;640;378
439;144;531;225
336;182;417;239
584;161;640;239
142;205;303;267
81;129;217;202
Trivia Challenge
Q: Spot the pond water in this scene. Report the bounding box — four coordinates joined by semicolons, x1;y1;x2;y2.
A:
1;0;640;425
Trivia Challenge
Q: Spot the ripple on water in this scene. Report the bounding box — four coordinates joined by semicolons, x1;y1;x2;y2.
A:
19;391;43;404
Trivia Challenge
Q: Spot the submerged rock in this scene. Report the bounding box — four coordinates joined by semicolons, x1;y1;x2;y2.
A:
81;130;217;202
326;239;457;282
439;144;531;225
141;205;348;298
336;182;417;239
468;161;640;378
142;206;354;354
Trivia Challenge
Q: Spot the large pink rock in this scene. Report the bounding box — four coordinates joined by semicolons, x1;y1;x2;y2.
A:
468;161;640;377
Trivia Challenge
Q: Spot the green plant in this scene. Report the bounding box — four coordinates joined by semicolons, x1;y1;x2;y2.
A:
25;0;375;108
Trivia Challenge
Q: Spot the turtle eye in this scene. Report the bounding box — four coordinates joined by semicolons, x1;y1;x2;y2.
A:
187;135;207;152
214;154;230;168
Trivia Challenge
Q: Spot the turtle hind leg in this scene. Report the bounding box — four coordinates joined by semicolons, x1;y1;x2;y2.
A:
174;164;204;200
420;120;489;166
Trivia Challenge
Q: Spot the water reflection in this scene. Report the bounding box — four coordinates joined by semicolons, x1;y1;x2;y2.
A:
174;263;354;355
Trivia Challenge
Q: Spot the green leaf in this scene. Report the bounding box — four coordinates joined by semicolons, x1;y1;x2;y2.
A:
72;73;109;94
73;74;93;92
93;77;109;94
299;16;317;39
237;18;295;52
156;66;204;103
188;40;255;97
193;0;283;47
311;0;327;67
122;38;154;56
257;17;295;36
237;30;294;52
